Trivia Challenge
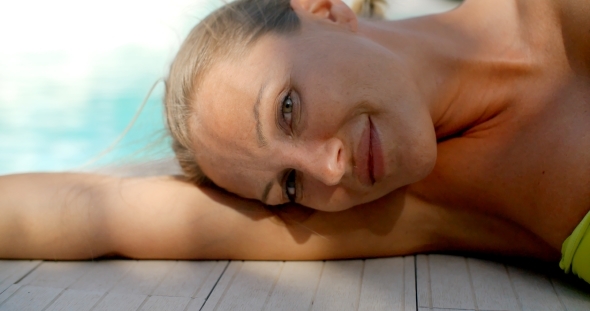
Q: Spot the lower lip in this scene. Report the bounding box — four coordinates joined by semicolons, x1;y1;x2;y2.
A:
369;118;385;183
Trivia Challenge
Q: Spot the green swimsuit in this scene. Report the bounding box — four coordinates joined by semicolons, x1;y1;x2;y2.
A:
560;211;590;284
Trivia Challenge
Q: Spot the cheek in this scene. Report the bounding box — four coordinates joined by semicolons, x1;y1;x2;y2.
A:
302;179;387;212
196;150;267;202
297;83;365;143
293;62;368;123
301;178;352;211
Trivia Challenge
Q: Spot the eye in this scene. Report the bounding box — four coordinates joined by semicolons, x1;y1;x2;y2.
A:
285;169;297;202
281;92;294;127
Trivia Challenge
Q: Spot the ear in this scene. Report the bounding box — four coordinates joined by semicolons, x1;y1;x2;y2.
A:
291;0;358;32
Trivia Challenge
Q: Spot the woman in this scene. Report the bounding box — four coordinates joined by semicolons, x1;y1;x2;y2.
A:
0;0;588;284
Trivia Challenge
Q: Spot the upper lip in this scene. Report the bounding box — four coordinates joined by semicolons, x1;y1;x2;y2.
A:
369;118;375;183
354;116;374;186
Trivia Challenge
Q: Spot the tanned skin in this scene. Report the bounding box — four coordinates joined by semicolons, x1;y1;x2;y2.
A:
0;0;588;261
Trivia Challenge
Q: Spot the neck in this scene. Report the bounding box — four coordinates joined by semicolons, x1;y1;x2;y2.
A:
356;0;534;138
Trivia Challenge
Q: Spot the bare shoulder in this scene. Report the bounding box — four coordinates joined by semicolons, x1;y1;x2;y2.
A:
553;0;590;29
502;0;590;74
459;0;590;75
553;0;590;75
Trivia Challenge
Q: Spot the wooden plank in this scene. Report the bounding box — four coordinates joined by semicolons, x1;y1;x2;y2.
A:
139;296;191;311
418;308;475;311
404;256;417;311
0;261;41;284
198;261;243;311
416;254;431;308
43;289;103;311
0;285;20;305
264;261;324;311
91;292;147;311
311;260;364;311
18;261;90;289
507;265;565;311
0;261;41;294
467;258;520;311
69;260;136;293
152;261;219;298
109;260;175;295
428;255;476;310
202;261;283;311
0;285;62;311
0;262;19;284
358;257;405;311
190;261;229;309
551;277;590;311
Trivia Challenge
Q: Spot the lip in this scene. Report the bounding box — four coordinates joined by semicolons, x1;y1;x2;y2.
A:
369;117;385;183
355;116;383;186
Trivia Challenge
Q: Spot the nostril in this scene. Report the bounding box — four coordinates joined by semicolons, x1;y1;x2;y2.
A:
334;145;345;181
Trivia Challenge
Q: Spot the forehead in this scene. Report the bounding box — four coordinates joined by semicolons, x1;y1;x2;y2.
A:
191;35;292;197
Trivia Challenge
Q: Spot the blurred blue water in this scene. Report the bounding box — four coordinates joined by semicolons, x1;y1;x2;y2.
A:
0;47;173;174
0;0;225;175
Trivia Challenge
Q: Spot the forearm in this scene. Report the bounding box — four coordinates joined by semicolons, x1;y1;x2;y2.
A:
0;173;116;259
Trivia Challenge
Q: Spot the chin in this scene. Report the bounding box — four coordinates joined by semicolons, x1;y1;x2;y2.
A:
407;144;437;184
388;138;438;190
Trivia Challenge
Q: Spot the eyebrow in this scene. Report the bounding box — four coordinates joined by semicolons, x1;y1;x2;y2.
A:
253;82;274;204
253;83;268;148
261;181;273;205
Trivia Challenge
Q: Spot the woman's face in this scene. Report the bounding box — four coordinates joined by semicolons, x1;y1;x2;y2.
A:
191;8;437;211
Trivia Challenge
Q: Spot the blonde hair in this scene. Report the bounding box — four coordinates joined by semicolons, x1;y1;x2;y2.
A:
164;0;385;185
164;0;300;185
352;0;387;19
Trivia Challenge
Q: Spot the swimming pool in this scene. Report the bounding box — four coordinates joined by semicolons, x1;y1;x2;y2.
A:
0;0;221;175
0;47;173;174
0;0;460;175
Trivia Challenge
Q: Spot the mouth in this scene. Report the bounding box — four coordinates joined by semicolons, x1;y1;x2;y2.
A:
355;116;384;186
369;120;375;183
370;117;385;183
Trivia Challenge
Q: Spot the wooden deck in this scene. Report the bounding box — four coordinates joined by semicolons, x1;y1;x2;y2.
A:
1;255;589;311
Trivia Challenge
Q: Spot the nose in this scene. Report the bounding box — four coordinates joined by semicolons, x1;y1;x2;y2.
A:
292;138;345;186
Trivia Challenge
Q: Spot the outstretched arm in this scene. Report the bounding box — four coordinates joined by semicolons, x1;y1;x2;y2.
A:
0;172;440;260
0;172;547;260
0;173;119;259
